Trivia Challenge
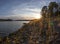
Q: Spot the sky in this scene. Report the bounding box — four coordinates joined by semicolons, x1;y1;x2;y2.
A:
0;0;60;20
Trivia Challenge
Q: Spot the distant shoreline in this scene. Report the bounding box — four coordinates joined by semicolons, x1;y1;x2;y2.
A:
0;20;33;21
0;19;33;21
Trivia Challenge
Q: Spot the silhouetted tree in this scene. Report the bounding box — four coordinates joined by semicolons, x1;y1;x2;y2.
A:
41;6;48;18
48;2;58;17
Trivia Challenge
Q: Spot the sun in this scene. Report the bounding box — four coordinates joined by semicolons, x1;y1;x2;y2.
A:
35;14;42;19
35;16;40;19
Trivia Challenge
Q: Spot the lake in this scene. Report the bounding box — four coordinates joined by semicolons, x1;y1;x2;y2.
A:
0;21;29;37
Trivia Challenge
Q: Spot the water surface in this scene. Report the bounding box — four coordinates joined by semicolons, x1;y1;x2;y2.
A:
0;21;29;37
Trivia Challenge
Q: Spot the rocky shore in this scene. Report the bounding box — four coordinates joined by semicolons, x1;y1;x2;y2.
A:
0;16;60;44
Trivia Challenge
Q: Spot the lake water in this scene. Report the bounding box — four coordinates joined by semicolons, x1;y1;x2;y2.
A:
0;21;29;37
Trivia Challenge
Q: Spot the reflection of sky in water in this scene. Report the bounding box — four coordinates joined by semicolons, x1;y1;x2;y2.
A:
0;21;29;36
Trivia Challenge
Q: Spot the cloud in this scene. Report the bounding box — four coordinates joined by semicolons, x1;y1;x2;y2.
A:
22;8;41;13
0;0;59;19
